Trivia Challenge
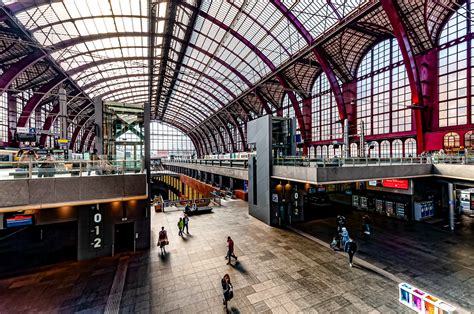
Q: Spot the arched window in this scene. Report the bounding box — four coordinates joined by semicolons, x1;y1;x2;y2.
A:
311;73;342;141
404;138;416;157
465;131;474;148
392;139;403;158
350;143;358;157
328;144;335;158
309;146;315;158
369;141;379;158
357;38;412;136
444;132;460;149
438;4;471;127
316;146;322;158
322;145;328;158
380;140;391;158
282;93;303;129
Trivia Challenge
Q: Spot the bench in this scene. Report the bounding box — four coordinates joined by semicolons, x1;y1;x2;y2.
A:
185;206;213;216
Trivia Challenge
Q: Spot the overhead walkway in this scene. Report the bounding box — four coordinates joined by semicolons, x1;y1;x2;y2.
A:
164;156;474;184
0;160;147;212
163;159;248;181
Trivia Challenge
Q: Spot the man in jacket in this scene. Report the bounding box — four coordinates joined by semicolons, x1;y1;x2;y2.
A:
344;237;357;267
226;236;238;265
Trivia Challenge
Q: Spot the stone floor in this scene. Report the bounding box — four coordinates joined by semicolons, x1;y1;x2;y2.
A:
295;209;474;311
0;199;459;313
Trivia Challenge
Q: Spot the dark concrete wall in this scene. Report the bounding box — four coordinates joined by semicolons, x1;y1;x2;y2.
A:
247;115;272;225
77;199;150;260
272;165;433;184
0;174;147;209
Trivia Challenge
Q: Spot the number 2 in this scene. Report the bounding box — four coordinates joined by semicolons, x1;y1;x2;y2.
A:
93;238;102;248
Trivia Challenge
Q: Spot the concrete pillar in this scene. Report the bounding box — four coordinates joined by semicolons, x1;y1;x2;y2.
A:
219;175;223;188
229;178;234;190
59;87;67;141
448;182;455;231
7;92;17;146
93;97;103;154
144;101;151;201
302;97;312;156
210;173;214;185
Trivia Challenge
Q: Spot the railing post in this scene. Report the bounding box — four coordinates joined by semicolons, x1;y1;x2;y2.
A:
80;161;83;177
123;160;126;175
28;160;33;179
365;156;368;166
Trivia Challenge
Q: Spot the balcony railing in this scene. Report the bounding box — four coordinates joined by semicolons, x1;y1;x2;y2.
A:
164;159;249;169
165;154;474;170
273;155;474;167
0;159;143;180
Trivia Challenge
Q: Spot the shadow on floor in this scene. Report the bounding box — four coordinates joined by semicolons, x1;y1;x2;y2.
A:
230;261;247;274
159;252;170;263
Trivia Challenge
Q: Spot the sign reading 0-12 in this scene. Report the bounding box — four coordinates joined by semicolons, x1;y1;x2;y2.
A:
89;204;104;250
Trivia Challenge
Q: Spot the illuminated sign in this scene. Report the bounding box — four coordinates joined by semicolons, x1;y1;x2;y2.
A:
382;179;409;190
58;139;69;144
6;215;33;228
368;180;378;186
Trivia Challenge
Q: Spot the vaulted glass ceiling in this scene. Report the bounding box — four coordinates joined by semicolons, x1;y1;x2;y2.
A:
3;0;366;133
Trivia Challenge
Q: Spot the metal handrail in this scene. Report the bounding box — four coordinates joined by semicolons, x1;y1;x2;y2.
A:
0;159;143;180
164;154;474;169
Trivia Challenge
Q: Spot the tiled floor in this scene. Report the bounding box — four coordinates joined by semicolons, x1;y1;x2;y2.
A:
295;210;474;311
121;200;410;313
0;199;458;313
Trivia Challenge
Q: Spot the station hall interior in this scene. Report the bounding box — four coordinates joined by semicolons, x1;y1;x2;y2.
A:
0;0;474;313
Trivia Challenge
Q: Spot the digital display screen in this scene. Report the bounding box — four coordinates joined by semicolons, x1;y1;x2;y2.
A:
382;179;409;190
6;215;33;228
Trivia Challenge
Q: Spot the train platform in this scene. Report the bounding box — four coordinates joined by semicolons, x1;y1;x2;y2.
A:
294;209;474;310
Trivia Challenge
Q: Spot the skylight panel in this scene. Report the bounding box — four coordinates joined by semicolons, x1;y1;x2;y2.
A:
158;2;168;18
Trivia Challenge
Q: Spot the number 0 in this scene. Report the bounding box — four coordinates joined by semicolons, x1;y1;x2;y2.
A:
94;213;102;223
93;238;102;248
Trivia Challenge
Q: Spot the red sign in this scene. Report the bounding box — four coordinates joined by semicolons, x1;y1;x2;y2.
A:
382;179;409;190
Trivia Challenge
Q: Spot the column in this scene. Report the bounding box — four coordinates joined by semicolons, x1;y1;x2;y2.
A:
7;92;17;146
58;87;66;138
94;97;103;154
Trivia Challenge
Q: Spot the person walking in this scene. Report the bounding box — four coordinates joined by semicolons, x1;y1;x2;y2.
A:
340;226;349;248
226;236;237;265
336;214;346;233
362;214;371;240
157;226;169;255
177;217;184;237
344;237;358;267
183;214;190;234
221;274;233;312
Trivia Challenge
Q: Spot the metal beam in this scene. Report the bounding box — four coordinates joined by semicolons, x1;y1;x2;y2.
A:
270;0;347;131
157;0;202;120
381;0;425;154
17;75;66;127
0;50;45;94
69;116;94;149
179;5;305;136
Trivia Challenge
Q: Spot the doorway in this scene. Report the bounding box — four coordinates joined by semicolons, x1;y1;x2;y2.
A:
114;222;135;254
